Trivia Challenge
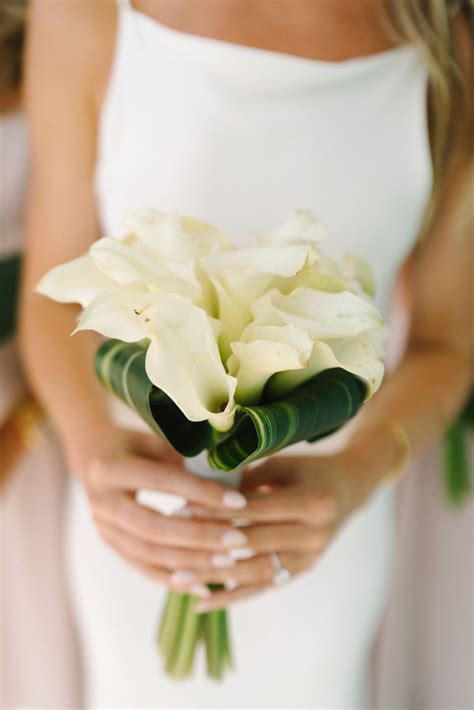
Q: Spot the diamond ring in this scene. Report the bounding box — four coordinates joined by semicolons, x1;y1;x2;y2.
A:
268;552;291;586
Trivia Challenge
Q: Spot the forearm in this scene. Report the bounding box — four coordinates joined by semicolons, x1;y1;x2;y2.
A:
19;294;114;469
346;341;471;491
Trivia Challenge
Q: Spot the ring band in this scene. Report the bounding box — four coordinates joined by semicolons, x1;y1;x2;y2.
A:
269;552;291;586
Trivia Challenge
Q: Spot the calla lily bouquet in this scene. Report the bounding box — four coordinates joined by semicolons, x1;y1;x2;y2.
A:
38;208;385;679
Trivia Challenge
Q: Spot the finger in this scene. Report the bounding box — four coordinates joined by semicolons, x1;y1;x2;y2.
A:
130;430;182;465
185;487;337;525
196;584;272;612
171;552;315;588
93;493;251;551
244;522;331;554
98;523;237;571
108;546;212;598
241;459;292;492
90;454;247;511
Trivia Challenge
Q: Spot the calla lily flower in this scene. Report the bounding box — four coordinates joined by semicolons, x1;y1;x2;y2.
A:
201;244;318;356
76;291;237;431
251;288;383;340
256;209;328;246
36;255;118;308
122;209;233;261
267;331;385;401
228;323;313;405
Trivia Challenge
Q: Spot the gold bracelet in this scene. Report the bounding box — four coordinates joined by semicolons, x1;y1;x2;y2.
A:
11;399;45;449
383;419;411;485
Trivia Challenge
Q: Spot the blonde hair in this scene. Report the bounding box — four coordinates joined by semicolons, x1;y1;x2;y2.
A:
384;0;473;229
0;0;27;94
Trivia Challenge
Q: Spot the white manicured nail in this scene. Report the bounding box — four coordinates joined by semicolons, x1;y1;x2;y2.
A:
222;491;247;509
171;570;195;585
211;553;235;568
192;585;211;598
230;548;256;561
224;579;238;591
221;530;248;547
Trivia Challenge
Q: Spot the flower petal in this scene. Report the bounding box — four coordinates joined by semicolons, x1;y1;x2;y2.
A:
343;252;376;298
257;209;327;247
74;291;155;341
268;333;384;401
122;209;233;262
201;244;318;279
230;323;313;405
252;288;383;339
140;295;237;431
36;255;116;308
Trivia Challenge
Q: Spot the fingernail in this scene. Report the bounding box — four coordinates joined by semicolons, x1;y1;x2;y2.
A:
211;553;235;568
192;585;211;598
221;530;248;547
171;570;196;585
224;579;238;591
230;548;256;561
222;490;247;510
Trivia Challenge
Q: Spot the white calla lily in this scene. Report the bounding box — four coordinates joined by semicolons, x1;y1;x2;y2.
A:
252;288;383;340
267;332;384;401
141;296;237;431
202;244;318;356
76;290;237;430
343;252;376;297
257;209;327;247
90;236;206;305
36;254;117;308
122;209;232;261
74;290;156;342
228;323;313;405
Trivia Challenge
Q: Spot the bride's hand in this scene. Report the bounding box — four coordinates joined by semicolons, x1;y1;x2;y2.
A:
71;426;250;596
179;452;374;611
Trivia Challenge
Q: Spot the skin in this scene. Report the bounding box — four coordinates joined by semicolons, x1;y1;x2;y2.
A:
20;0;472;612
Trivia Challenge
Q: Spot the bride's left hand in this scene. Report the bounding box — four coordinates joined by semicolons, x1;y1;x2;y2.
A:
176;451;374;611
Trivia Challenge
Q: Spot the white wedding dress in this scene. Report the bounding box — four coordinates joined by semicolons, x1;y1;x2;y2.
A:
67;2;432;707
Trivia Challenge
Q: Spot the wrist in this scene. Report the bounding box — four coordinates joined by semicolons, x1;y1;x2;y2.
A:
345;419;410;489
63;418;120;474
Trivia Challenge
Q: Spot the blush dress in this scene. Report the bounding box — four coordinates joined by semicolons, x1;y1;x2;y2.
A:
66;1;432;707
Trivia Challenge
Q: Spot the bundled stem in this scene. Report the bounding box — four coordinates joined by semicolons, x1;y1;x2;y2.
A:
158;590;233;680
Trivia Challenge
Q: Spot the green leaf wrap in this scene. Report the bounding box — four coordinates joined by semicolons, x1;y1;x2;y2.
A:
95;339;366;470
95;339;211;456
209;368;365;470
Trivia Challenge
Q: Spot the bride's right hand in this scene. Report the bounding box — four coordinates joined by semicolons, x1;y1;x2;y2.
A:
70;426;248;596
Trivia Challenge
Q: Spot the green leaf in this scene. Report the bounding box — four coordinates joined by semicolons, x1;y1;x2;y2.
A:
208;368;365;470
95;340;365;470
442;392;473;506
95;339;211;456
443;420;471;506
0;253;21;344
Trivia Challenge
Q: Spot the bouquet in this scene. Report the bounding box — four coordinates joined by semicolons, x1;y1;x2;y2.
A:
38;208;386;679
